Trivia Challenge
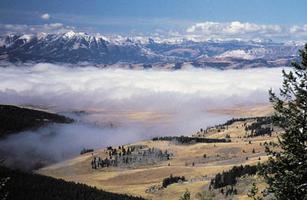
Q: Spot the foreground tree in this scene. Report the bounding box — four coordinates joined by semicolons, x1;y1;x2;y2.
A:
265;44;307;199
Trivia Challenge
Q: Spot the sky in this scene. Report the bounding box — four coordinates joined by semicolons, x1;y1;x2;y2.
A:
0;0;307;40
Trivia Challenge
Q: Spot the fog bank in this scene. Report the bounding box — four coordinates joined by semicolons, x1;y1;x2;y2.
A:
0;63;285;169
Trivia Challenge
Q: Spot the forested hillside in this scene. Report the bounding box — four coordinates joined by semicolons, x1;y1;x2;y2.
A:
0;166;144;200
0;105;73;137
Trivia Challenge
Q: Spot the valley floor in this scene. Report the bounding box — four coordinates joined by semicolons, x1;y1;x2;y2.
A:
38;105;275;200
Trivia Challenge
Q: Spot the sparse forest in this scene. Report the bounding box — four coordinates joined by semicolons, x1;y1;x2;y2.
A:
91;145;171;169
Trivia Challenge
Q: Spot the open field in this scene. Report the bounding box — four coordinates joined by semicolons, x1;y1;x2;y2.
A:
207;103;273;118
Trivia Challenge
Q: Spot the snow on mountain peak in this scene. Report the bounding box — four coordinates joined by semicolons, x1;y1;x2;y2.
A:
216;49;255;60
63;31;77;38
19;34;34;42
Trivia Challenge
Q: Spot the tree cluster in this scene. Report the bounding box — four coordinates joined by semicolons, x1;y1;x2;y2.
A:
91;145;171;169
162;174;186;188
210;164;258;189
245;117;273;137
80;148;94;155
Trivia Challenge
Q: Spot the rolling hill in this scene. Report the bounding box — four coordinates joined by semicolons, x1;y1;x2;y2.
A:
38;106;277;199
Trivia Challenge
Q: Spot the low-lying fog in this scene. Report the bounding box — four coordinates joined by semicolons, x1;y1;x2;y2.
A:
0;63;285;169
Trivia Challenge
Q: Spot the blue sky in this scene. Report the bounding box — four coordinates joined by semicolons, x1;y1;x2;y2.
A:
0;0;307;40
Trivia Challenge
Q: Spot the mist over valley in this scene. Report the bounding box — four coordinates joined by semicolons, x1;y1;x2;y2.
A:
0;63;284;169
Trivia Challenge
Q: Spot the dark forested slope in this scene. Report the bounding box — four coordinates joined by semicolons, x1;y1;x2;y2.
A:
0;105;73;137
0;166;144;200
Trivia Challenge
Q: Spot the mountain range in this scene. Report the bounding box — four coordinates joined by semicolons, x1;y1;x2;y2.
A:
0;31;303;69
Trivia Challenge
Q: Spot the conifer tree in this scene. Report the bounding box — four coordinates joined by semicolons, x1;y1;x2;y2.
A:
265;44;307;199
180;189;191;200
248;183;262;200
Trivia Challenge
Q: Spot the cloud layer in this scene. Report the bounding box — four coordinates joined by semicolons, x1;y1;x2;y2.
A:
0;63;285;139
0;63;283;110
0;63;285;169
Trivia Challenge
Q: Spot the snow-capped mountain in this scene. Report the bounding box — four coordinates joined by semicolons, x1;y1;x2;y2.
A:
216;50;256;60
0;31;303;69
0;31;163;64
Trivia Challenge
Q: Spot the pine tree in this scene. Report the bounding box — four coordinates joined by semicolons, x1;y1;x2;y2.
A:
180;189;191;200
265;44;307;199
248;183;262;200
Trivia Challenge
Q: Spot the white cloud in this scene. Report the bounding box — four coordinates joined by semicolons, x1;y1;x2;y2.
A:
289;25;307;40
290;25;307;33
185;21;307;42
186;21;282;35
3;24;29;32
0;23;75;34
41;13;51;20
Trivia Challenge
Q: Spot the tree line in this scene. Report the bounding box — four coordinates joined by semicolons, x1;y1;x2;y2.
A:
196;116;271;136
152;136;230;144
